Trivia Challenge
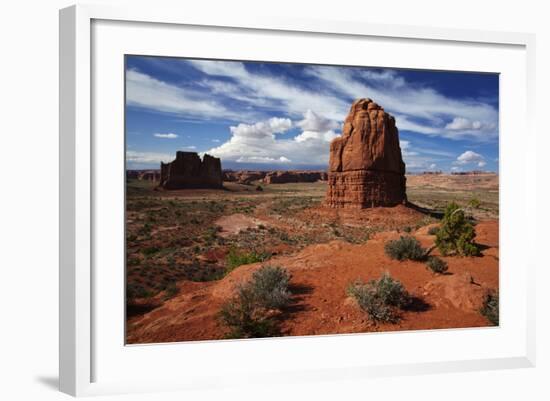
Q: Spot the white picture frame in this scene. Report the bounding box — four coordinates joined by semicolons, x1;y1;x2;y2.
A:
59;3;536;397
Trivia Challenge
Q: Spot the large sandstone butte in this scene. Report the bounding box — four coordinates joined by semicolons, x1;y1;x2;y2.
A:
326;98;407;208
159;151;223;189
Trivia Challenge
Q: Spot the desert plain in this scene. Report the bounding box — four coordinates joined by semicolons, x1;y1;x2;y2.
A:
125;171;498;343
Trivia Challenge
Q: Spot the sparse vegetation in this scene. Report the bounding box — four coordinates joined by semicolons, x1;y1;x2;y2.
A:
384;236;426;261
248;266;291;309
480;289;499;326
347;272;411;323
435;202;479;256
427;225;439;236
162;282;179;300
219;265;292;338
226;247;269;271
126;283;151;301
425;256;448;274
141;246;160;256
468;197;481;209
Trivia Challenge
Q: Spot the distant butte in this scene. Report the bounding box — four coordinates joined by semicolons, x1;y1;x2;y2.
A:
159;151;223;189
326;98;407;208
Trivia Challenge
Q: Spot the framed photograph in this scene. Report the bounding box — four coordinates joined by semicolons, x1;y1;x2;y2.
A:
60;4;536;396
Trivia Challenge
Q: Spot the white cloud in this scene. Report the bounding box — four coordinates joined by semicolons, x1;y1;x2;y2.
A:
445;117;495;131
206;113;338;165
229;117;293;139
456;150;485;165
429;163;437;169
187;60;349;120
126;150;173;164
305;66;498;141
237;156;291;163
126;69;252;121
212;139;221;143
153;132;178;139
296;109;340;132
478;161;487;168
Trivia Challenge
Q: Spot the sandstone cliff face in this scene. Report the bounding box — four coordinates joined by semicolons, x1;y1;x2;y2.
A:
159;151;222;189
326;98;406;208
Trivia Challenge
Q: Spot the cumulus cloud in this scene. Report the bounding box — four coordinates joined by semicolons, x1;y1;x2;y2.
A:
445;117;496;131
455;150;485;165
229;117;293;139
153;133;178;139
429;163;437;169
206;112;339;165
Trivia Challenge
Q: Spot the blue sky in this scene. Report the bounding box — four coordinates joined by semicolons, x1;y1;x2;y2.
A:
125;56;499;172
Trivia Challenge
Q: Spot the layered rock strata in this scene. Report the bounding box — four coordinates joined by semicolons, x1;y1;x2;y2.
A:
326;98;406;208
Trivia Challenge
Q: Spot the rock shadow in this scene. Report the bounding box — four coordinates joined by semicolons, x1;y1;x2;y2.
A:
403;296;431;313
405;201;444;219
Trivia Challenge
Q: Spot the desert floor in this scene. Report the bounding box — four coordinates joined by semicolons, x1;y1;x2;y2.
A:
125;174;499;343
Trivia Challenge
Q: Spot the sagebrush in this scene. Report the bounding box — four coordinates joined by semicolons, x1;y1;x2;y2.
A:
426;256;448;274
384;236;426;261
480;289;499;326
219;265;291;338
347;272;410;323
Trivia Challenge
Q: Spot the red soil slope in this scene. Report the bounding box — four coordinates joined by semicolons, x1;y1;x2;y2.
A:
127;220;498;344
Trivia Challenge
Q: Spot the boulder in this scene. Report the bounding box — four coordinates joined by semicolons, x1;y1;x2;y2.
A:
326;98;407;208
159;151;222;189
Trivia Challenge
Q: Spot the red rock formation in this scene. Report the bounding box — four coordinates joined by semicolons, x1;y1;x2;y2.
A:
159;151;222;189
263;170;327;184
326;98;406;208
223;171;267;184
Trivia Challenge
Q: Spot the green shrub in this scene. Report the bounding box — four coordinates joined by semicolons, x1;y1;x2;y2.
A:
219;286;278;338
403;226;412;233
141;246;160;256
226;247;268;271
126;283;150;301
162;282;178;301
219;265;291;338
249;266;291;309
426;256;448;274
480;289;499;326
468;198;481;209
347;273;410;323
435;202;479;256
427;226;439;236
384;236;426;261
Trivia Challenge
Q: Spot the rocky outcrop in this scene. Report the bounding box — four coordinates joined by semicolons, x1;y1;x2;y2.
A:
159;151;222;189
223;171;267;185
262;171;327;184
326;98;406;208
